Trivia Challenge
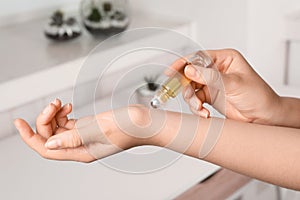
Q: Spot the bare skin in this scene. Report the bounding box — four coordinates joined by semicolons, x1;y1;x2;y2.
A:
14;103;300;190
171;49;300;128
14;49;300;190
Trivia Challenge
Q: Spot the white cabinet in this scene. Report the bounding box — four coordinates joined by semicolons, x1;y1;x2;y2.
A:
284;11;300;89
286;41;300;87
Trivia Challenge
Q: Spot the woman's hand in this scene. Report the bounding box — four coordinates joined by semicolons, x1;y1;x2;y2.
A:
14;99;94;162
14;99;147;162
168;49;282;125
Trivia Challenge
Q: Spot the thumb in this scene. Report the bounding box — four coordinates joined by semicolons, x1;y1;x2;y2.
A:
184;65;225;90
45;129;82;149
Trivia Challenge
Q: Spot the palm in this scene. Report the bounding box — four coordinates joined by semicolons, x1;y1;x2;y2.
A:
15;100;95;162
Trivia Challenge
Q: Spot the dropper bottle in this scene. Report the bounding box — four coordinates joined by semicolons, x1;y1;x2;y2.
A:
150;51;212;109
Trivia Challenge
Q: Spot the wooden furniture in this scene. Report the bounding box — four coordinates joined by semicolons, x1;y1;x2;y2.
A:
175;168;251;200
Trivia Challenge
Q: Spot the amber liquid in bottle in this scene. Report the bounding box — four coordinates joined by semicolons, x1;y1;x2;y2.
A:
150;51;211;109
150;73;190;108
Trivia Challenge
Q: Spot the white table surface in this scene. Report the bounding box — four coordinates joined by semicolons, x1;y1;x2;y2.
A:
0;134;220;200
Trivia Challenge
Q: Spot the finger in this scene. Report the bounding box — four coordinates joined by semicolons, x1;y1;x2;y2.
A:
55;119;77;134
182;82;206;101
45;129;82;149
182;85;194;101
15;118;35;140
205;49;242;72
188;94;203;111
204;50;218;64
164;57;187;77
36;103;60;139
52;98;62;110
195;87;209;104
14;119;48;154
51;98;62;131
189;105;210;118
194;81;226;114
164;50;214;77
51;119;57;133
56;103;72;128
190;81;202;90
184;64;225;90
186;92;210;118
14;119;94;162
43;146;94;162
64;119;76;130
55;127;68;134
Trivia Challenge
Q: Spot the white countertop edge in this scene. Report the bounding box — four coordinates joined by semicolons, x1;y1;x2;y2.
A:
1;19;195;112
0;28;193;112
0;57;83;112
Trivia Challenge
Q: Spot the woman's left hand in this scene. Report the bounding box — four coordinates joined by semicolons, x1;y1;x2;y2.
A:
14;99;145;162
14;99;95;162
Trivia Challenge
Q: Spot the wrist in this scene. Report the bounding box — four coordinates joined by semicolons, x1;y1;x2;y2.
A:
126;106;172;147
272;96;286;126
127;107;213;159
119;106;181;148
264;95;283;126
97;105;160;150
270;97;300;128
252;92;282;126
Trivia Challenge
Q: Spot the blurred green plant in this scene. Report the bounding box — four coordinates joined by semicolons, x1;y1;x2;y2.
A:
88;7;102;22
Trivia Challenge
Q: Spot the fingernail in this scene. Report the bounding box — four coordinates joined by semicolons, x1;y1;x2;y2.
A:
184;87;193;99
200;110;209;118
13;119;19;129
189;96;200;110
185;65;199;78
45;139;61;149
52;98;59;105
42;105;50;115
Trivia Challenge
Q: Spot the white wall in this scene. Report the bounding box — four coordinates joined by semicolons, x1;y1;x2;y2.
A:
0;0;248;52
130;0;248;53
246;0;300;86
2;0;299;88
131;0;300;89
0;0;80;18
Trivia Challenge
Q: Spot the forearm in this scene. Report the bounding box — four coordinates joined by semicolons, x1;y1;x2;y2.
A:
149;111;300;190
274;97;300;128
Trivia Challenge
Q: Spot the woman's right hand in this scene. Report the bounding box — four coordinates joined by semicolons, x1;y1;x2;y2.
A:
168;49;282;126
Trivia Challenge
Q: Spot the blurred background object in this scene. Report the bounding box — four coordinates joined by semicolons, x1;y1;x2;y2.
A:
135;75;160;107
80;0;129;36
44;10;81;41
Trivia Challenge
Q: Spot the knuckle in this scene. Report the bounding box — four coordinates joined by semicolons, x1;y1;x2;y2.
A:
204;68;221;85
226;48;242;57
